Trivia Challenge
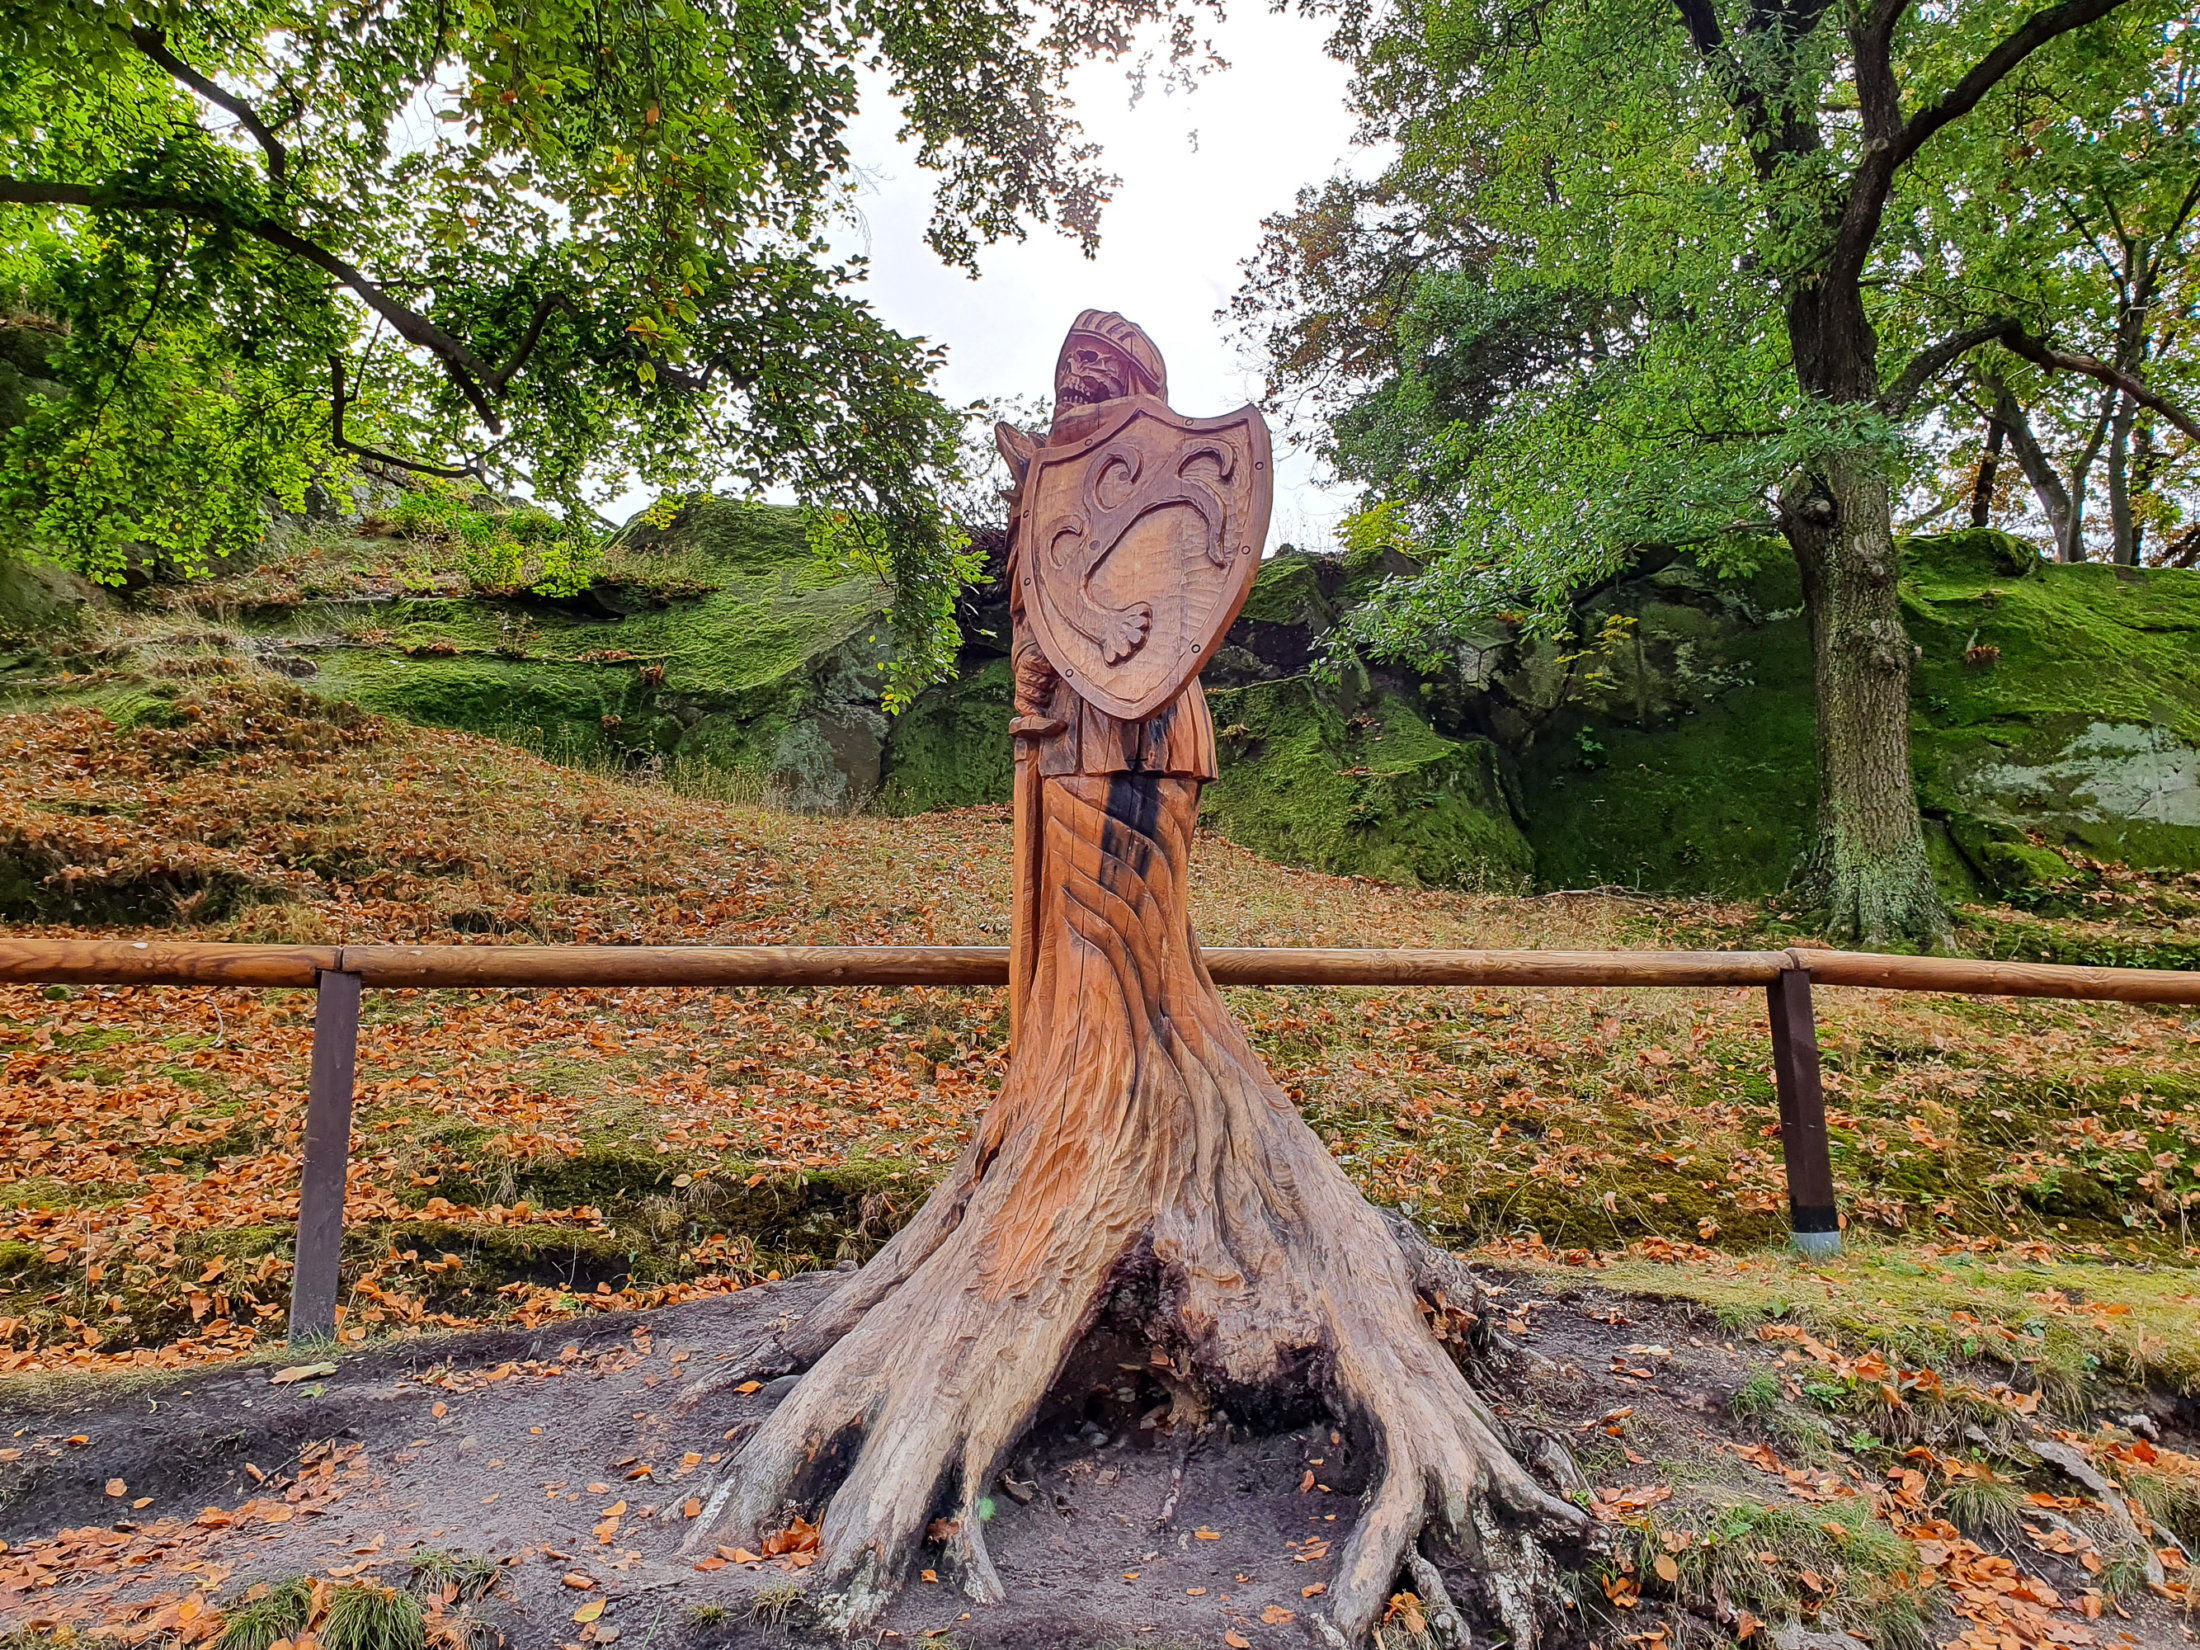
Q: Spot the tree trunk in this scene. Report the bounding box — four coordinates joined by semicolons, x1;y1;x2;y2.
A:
1783;452;1949;944
1970;413;2005;528
677;773;1587;1644
2108;391;2137;565
2062;385;2117;562
1983;377;2075;559
1783;284;1950;945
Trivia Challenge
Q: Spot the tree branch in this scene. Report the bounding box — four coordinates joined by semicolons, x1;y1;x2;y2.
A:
1822;0;2135;299
329;356;486;482
128;27;289;188
1998;329;2200;444
1896;0;2135;168
1670;0;1829;178
0;177;507;432
485;292;580;393
1669;0;1772;151
1880;321;2023;417
1879;315;2200;442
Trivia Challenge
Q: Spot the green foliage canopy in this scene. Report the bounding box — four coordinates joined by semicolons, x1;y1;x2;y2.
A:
1241;0;2199;663
0;0;1210;702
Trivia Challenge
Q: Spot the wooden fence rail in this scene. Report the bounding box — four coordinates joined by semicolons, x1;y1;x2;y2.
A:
3;937;2195;1340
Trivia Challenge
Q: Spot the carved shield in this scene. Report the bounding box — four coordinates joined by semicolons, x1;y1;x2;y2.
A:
1014;398;1272;722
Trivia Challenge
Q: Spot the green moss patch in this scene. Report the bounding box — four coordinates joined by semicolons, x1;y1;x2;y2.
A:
1203;678;1534;890
1516;558;1821;896
877;656;1016;815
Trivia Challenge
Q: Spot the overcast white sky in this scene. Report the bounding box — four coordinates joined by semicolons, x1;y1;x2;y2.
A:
830;6;1371;551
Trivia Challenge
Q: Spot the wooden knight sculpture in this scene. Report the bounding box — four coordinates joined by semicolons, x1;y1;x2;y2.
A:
683;314;1583;1647
996;309;1269;1044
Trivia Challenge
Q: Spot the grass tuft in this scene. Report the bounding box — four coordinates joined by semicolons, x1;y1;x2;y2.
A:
319;1581;428;1650
213;1578;315;1650
1728;1370;1781;1417
406;1549;498;1603
2095;1538;2157;1601
1938;1469;2028;1544
750;1579;809;1627
2124;1462;2200;1547
1634;1493;1928;1650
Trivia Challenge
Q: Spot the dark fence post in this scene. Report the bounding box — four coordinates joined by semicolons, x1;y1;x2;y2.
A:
289;969;362;1342
1767;967;1840;1258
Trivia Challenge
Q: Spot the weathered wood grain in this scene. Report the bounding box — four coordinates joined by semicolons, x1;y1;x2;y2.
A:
1795;948;2200;1003
0;939;335;988
2;937;2195;1001
693;771;1588;1645
335;944;1011;989
289;970;362;1342
1200;946;1794;986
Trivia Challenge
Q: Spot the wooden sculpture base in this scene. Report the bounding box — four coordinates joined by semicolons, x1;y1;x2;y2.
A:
682;776;1585;1644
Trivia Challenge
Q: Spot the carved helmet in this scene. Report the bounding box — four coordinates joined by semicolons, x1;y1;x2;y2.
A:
1053;310;1167;412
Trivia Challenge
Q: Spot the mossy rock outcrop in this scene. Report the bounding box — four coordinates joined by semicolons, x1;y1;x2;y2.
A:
1502;530;2200;896
1508;551;1821;895
876;657;1016;815
873;550;1533;890
1903;528;2200;879
0;552;90;634
11;458;2199;904
309;497;899;809
1204;676;1534;890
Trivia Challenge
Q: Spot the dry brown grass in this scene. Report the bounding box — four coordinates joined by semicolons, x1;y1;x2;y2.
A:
0;689;2192;1379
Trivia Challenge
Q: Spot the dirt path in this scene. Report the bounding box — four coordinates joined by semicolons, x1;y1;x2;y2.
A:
0;1272;2188;1648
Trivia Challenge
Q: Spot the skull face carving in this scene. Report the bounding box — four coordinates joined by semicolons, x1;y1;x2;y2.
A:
1055;344;1134;411
1051;309;1167;426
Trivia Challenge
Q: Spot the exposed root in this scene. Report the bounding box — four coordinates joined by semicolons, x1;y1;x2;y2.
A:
1407;1547;1468;1648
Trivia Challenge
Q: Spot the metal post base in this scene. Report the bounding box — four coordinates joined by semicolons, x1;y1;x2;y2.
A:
1791;1228;1842;1260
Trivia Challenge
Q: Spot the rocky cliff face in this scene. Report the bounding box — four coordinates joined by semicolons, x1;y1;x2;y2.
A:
884;526;2200;899
315;498;904;812
6;488;2195;904
1508;530;2200;899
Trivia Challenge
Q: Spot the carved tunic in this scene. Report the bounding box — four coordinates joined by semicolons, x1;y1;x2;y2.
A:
1010;630;1218;781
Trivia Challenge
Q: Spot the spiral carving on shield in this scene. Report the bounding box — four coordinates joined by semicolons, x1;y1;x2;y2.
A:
1015;398;1273;722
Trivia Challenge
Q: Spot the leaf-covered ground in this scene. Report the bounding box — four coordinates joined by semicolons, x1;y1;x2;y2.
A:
0;685;2195;1394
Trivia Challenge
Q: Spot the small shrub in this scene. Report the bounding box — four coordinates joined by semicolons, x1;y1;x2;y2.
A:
385;488;600;599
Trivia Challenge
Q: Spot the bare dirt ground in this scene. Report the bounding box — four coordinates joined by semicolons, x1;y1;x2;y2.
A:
0;1266;2193;1650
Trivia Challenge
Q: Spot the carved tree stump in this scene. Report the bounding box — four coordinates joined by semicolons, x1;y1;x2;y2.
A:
683;775;1586;1641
